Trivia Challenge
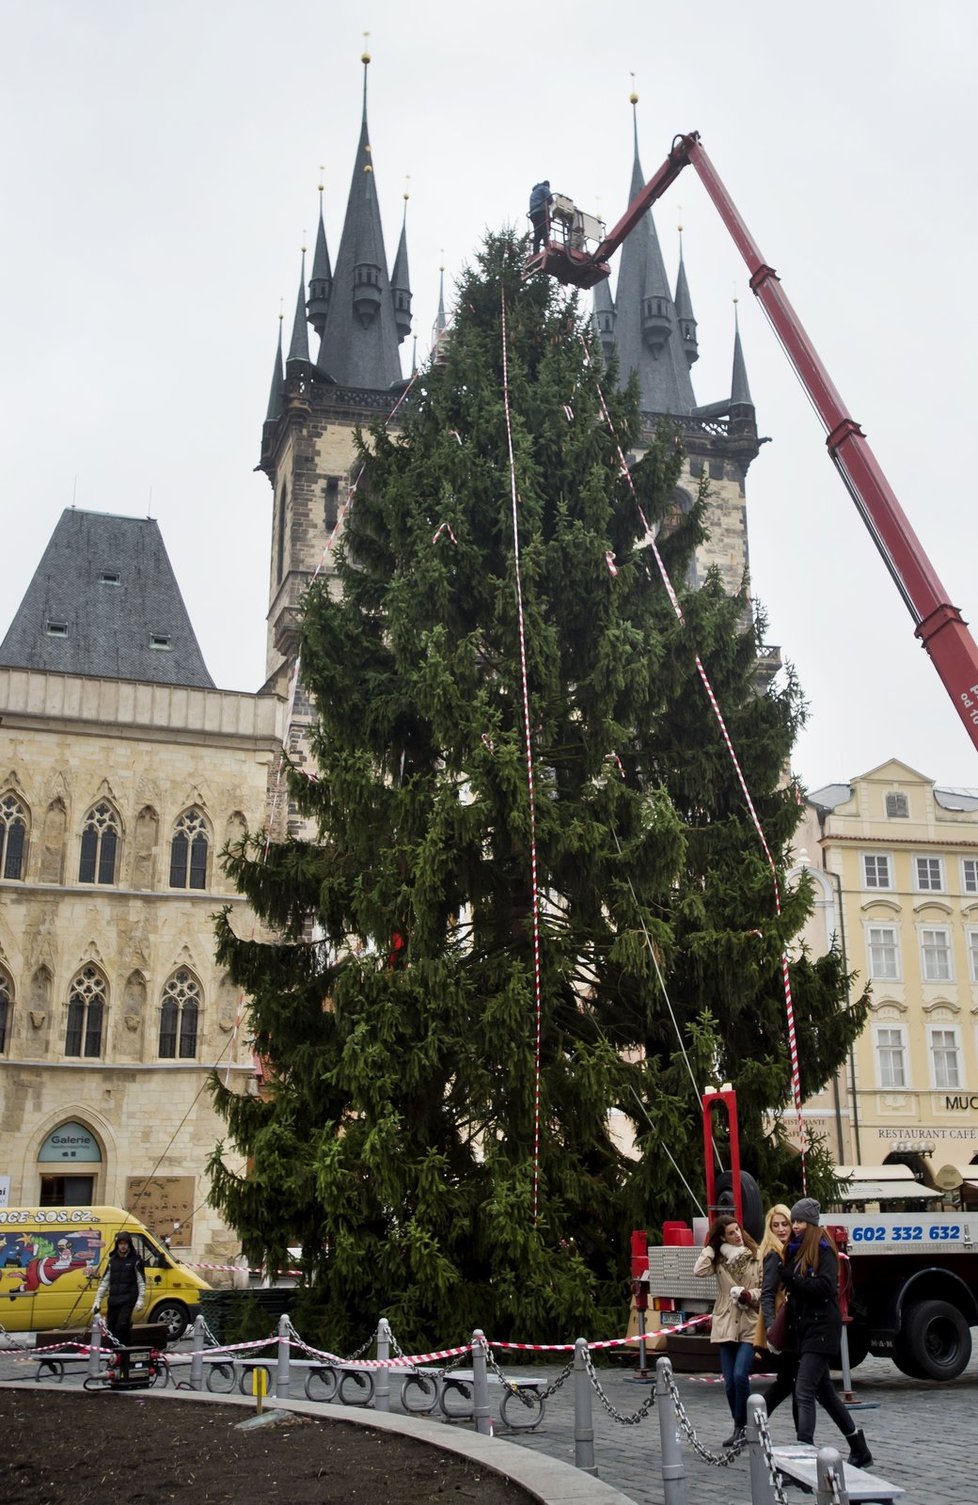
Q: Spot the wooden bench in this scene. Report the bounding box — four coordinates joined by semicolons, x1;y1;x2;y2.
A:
773;1444;904;1502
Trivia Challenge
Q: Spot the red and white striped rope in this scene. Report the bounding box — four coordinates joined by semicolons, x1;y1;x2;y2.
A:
289;1335;474;1370
581;337;806;1181
499;262;544;1223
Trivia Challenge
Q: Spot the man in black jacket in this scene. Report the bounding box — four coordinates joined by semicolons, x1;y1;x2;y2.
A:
94;1231;146;1372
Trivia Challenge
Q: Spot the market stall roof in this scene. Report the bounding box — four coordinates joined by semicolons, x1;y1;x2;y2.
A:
831;1164;940;1204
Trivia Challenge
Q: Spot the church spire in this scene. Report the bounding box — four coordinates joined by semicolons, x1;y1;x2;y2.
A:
673;226;698;369
607;88;696;415
307;182;332;338
390;186;412;344
316;47;404;389
286;249;310;366
730;302;753;406
265;313;285;424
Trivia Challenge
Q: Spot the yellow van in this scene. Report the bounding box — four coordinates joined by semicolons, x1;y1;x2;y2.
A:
0;1205;210;1340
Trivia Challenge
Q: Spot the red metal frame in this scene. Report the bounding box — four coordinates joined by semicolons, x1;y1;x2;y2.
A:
536;132;978;754
702;1086;742;1228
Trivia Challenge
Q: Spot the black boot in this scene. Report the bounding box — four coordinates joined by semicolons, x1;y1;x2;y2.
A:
723;1424;747;1448
847;1428;873;1469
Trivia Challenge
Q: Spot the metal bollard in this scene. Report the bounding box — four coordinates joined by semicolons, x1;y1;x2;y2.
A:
654;1358;687;1505
88;1314;102;1380
470;1329;491;1436
276;1312;290;1399
747;1392;779;1505
190;1313;205;1391
816;1447;850;1505
573;1338;598;1475
375;1317;391;1413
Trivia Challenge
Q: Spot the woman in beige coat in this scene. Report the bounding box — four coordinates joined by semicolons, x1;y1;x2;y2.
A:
694;1213;762;1447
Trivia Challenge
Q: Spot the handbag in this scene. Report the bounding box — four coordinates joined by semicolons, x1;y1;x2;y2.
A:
765;1298;790;1352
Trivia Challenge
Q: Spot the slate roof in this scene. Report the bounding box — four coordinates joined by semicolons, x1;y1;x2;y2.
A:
0;509;215;688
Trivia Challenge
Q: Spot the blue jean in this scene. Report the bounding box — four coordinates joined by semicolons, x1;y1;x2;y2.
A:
718;1340;754;1426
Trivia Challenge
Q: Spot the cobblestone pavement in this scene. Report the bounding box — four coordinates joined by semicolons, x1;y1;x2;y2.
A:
3;1339;975;1504
498;1349;978;1504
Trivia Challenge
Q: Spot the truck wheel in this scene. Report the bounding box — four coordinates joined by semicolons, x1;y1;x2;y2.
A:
149;1300;189;1342
898;1299;971;1381
714;1171;764;1243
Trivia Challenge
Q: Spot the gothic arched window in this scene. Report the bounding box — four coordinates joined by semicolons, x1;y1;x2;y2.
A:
79;802;120;885
0;792;28;880
159;970;200;1059
0;968;12;1053
65;965;107;1057
169;808;209;890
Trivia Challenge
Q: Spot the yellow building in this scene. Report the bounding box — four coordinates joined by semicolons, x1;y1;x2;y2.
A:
796;759;978;1188
0;510;282;1264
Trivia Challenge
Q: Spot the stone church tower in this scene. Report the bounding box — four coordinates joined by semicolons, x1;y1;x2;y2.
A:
594;100;768;625
259;53;412;701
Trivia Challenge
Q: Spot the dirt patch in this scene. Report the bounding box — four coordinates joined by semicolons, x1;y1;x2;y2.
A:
0;1389;536;1504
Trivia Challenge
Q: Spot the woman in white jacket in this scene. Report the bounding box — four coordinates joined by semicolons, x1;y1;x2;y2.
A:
694;1214;762;1447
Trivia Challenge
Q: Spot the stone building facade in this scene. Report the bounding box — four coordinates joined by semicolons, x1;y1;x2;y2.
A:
792;760;978;1193
0;514;282;1263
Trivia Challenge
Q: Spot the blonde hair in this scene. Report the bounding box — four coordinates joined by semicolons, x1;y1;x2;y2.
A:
756;1203;792;1262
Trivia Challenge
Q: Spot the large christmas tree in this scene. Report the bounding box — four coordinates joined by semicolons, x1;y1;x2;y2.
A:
210;234;865;1348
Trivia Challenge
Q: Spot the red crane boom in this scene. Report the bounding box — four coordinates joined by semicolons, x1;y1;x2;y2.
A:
530;132;978;754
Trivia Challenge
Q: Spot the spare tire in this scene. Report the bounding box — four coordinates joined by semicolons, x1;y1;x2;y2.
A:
713;1171;764;1242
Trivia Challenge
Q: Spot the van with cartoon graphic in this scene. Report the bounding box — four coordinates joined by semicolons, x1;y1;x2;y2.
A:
0;1206;210;1340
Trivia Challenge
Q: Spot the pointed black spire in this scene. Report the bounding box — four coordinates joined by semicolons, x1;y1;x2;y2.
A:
286;249;310;366
390;189;412;344
307;186;332;338
730;303;753;407
592;274;616;367
316;49;403;388
674;229;699;370
265;314;285;424
611;91;696;415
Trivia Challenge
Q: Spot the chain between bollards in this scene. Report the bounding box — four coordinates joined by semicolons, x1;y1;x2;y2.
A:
816;1447;849;1505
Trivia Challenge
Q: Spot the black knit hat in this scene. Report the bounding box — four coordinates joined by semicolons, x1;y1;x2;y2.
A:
790;1198;821;1226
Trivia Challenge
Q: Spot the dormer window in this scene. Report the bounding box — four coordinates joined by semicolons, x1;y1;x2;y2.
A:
150;634;172;651
99;570;121;586
46;621;68;637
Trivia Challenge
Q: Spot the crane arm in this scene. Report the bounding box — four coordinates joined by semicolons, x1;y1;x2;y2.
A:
544;132;978;752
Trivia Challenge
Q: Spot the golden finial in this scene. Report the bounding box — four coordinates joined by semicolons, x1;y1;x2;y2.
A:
677;202;683;234
629;71;638;106
318;165;325;195
403;174;410;202
362;30;370;64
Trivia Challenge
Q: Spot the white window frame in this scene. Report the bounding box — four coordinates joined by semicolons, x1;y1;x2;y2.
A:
920;925;953;983
914;854;945;893
874;1023;908;1089
962;857;978;896
862;852;893;890
866;924;901;981
928;1026;962;1090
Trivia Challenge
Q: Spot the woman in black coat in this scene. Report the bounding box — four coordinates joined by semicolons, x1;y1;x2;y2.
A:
778;1199;872;1468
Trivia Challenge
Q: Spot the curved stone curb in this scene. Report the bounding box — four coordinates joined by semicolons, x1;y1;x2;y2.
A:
2;1380;639;1505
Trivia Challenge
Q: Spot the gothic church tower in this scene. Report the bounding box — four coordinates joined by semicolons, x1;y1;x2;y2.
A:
259;52;411;697
596;97;769;647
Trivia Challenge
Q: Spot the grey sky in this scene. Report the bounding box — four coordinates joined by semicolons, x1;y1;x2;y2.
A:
4;0;977;790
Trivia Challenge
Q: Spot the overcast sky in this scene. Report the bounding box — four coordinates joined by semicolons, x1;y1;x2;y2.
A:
4;1;978;793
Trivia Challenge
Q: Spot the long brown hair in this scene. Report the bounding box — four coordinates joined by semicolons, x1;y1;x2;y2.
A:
790;1223;837;1275
706;1213;758;1259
